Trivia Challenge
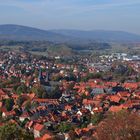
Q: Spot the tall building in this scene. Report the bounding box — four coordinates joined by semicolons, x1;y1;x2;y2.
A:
45;70;49;82
38;67;43;83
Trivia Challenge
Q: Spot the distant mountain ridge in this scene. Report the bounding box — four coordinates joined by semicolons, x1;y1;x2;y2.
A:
51;29;140;42
0;24;69;42
0;24;140;42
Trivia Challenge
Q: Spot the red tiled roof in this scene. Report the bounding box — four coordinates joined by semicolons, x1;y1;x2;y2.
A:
109;95;121;103
20;112;30;118
0;89;6;95
34;99;59;105
12;94;19;99
28;93;35;100
123;83;138;89
0;102;2;108
105;82;118;87
41;133;52;140
34;123;44;132
117;91;130;97
109;105;123;112
65;105;72;111
28;121;34;128
3;110;16;116
83;99;95;105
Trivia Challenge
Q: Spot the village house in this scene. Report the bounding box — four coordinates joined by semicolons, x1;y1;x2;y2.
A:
33;123;46;138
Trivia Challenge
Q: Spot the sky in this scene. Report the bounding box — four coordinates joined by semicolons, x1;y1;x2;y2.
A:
0;0;140;34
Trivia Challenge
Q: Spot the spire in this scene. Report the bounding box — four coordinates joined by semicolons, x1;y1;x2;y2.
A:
46;70;49;82
38;67;42;82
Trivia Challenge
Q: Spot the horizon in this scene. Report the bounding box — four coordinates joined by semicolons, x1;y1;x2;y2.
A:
0;0;140;34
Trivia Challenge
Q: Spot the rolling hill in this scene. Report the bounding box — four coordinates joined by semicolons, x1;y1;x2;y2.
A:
0;24;69;42
51;29;140;42
0;24;140;42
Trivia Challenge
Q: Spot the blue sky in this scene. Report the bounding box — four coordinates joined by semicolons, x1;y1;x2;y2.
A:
0;0;140;34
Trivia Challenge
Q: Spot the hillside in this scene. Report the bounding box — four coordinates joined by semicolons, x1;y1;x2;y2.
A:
0;24;70;42
0;24;140;42
51;29;140;42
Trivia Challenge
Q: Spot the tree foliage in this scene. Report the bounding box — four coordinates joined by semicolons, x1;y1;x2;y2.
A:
90;113;103;125
16;84;27;95
31;86;46;98
58;122;72;133
0;123;34;140
17;95;26;107
96;110;140;140
5;98;14;111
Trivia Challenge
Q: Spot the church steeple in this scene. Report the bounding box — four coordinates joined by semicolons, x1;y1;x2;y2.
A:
38;67;43;82
45;70;49;82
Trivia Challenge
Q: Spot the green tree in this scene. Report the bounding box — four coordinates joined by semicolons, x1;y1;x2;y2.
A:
5;98;14;111
67;82;75;91
86;86;92;93
16;84;27;95
58;122;72;133
12;85;19;93
14;108;22;116
24;101;31;111
42;92;48;99
17;96;26;107
31;86;46;98
90;113;103;125
11;76;20;84
34;69;39;78
0;123;34;140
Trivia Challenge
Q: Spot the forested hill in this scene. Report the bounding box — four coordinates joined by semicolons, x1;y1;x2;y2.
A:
0;24;140;42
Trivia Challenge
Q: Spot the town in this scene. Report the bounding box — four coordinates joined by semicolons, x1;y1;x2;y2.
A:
0;50;139;140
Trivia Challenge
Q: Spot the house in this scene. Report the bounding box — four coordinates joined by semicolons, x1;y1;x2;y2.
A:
33;123;45;138
64;105;72;111
117;91;130;98
19;112;30;122
33;99;59;106
105;82;118;87
82;99;96;111
0;102;3;108
25;121;34;130
109;95;121;103
0;89;8;100
91;87;105;96
40;133;53;140
2;110;16;118
133;92;140;99
123;82;139;90
93;107;103;113
109;105;124;112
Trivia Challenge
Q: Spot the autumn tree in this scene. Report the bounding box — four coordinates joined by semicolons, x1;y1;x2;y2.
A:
96;110;140;140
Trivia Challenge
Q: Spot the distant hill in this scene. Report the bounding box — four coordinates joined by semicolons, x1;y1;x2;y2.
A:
0;24;69;42
0;24;140;42
51;29;140;42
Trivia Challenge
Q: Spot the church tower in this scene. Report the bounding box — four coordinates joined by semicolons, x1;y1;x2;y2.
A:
45;71;49;82
38;67;43;83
